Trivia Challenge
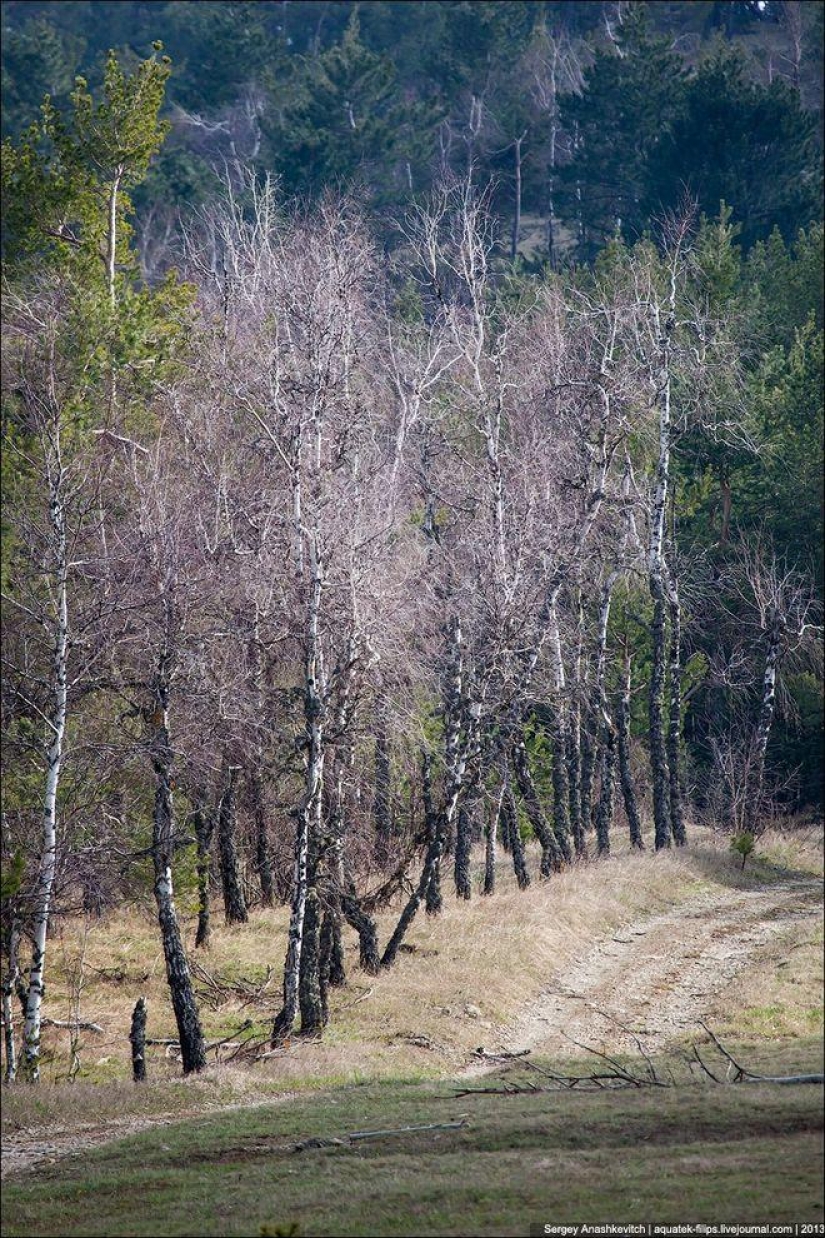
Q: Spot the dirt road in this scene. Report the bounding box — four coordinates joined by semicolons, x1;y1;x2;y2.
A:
484;875;823;1063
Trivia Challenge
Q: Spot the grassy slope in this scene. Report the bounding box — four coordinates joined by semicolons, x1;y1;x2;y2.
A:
2;1045;823;1237
2;825;823;1236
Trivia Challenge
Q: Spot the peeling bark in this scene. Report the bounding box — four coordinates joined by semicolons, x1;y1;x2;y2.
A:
617;647;644;849
149;674;206;1075
130;997;147;1082
666;570;687;846
193;802;215;948
746;611;783;832
272;534;325;1045
218;765;248;925
22;461;69;1083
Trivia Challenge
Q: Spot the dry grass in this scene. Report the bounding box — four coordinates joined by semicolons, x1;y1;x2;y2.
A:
2;821;822;1135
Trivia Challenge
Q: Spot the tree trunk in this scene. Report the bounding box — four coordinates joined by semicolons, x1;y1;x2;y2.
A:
218;766;248;924
511;738;563;876
193;803;215;948
648;294;675;851
299;884;325;1034
580;713;595;833
666;570;687;846
322;909;346;987
649;575;671;849
272;534;325;1045
130;997;147;1082
617;647;644;849
422;749;443;915
250;770;274;908
2;921;21;1083
372;695;392;864
454;800;473;900
567;696;585;857
511;133;524;262
547;609;572;863
107;169;123;310
382;615;480;965
502;763;530;888
594;724;616;856
746;613;783;832
483;787;503;895
149;680;206;1075
342;884;380;973
22;467;68;1083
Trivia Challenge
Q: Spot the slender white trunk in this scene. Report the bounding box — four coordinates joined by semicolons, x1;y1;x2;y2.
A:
746;614;783;831
648;293;675;850
22;469;68;1082
273;531;324;1043
107;171;123;310
3;923;21;1083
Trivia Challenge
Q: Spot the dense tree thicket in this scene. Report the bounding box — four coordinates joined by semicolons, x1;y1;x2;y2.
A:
1;6;822;1080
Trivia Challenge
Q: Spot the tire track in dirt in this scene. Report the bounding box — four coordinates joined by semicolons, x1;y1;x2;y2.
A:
1;1091;299;1180
475;875;823;1067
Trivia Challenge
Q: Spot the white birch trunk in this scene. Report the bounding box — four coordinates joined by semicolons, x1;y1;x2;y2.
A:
647;293;675;850
3;923;21;1083
22;465;69;1082
273;531;325;1043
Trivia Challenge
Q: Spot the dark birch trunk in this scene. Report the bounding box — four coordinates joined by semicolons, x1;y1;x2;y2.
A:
617;647;644;849
250;770;274;907
382;616;480;965
372;695;392;864
193;803;215;948
130;997;147;1082
511;738;563;876
218;766;248;924
422;750;443;914
298;882;325;1034
549;712;572;864
502;763;530;888
580;710;596;834
594;724;616;856
149;676;206;1075
483;787;503;895
342;883;380;973
567;691;584;856
454;800;473;900
322;909;346;988
666;572;687;846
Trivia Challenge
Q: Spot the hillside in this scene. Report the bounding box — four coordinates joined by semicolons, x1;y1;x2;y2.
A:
2;826;822;1176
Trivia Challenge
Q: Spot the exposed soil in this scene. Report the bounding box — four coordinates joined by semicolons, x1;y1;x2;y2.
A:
3;873;822;1180
466;874;824;1068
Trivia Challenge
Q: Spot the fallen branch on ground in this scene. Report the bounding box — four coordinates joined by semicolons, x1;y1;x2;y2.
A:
293;1120;468;1152
693;1022;824;1086
42;1018;104;1033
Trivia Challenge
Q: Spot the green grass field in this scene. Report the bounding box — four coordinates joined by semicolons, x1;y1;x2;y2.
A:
2;1040;823;1237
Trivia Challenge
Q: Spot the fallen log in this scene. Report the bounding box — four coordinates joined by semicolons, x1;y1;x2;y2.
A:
42;1017;104;1033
